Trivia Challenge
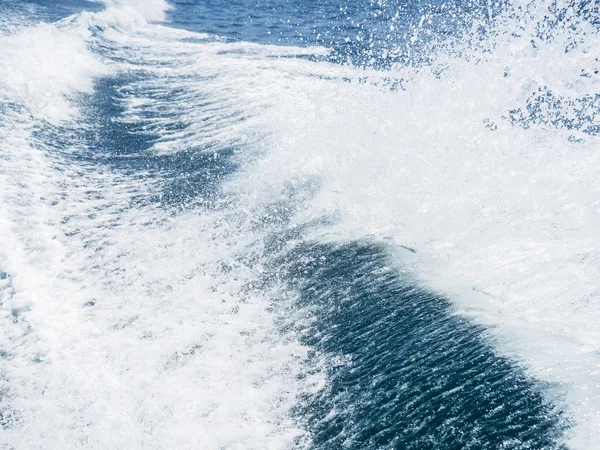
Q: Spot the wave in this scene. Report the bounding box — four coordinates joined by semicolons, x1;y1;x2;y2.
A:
0;3;324;448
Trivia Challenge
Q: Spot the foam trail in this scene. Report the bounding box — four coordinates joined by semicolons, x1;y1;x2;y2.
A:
0;2;324;448
1;0;599;448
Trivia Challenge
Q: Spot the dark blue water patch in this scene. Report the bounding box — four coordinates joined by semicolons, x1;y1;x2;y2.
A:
145;146;239;209
167;0;502;69
84;77;166;159
91;76;240;209
507;86;600;135
272;241;566;449
575;0;600;26
33;75;241;210
535;1;600;37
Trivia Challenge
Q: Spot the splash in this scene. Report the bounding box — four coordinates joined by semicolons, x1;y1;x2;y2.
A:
226;1;600;446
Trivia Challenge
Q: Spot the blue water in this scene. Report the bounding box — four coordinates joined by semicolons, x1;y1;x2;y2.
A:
276;242;564;449
0;0;587;448
0;0;102;23
83;76;238;209
168;0;501;67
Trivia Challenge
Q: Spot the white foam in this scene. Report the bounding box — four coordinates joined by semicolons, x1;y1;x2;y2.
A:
0;19;110;123
100;0;171;22
0;3;322;449
220;3;600;447
0;0;173;125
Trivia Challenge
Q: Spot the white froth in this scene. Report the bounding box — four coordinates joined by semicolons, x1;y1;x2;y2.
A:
100;0;171;22
223;3;600;447
0;20;110;123
0;2;321;449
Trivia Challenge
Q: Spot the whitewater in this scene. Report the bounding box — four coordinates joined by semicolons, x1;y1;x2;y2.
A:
0;0;598;448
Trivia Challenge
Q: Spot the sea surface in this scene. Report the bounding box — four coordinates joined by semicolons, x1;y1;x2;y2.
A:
0;0;599;448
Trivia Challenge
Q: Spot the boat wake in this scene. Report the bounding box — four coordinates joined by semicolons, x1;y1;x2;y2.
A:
0;0;599;448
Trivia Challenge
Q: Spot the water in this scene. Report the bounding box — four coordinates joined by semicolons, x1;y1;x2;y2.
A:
0;0;599;448
276;242;563;449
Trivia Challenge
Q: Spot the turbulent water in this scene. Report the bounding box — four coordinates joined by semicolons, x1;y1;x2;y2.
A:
0;0;599;448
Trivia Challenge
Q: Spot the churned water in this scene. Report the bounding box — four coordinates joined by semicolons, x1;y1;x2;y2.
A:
0;0;599;448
